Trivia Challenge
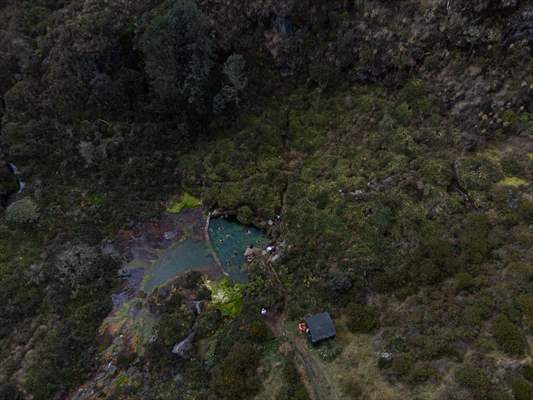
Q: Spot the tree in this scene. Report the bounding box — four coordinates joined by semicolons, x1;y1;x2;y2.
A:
140;0;213;114
220;54;248;108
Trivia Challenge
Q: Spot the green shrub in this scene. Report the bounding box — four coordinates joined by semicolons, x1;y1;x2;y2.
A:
490;390;513;400
455;365;489;399
167;193;201;214
394;102;414;124
457;156;504;191
23;365;60;400
421;158;452;186
345;303;380;333
512;378;532;400
316;340;343;362
206;278;243;317
459;213;491;266
5;197;39;224
522;364;533;382
391;353;415;378
210;343;262;400
277;358;310;400
517;294;533;331
493;314;528;356
519;198;533;223
455;272;475;291
237;206;254;224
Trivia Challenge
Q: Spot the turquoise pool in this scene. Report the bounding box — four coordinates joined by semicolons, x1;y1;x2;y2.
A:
208;218;268;283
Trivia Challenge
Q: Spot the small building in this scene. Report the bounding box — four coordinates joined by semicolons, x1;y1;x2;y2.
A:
304;312;336;345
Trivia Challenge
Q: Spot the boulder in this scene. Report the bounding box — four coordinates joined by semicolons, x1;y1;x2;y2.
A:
172;332;195;359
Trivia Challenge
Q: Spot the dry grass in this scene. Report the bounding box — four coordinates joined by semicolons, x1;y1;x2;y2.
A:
322;319;440;400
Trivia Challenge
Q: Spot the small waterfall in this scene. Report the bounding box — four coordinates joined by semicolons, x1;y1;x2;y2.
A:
8;163;25;193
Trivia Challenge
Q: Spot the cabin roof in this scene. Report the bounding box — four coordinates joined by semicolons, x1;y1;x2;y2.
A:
304;312;336;344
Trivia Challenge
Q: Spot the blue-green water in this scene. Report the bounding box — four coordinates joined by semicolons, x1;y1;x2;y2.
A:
208;218;269;283
142;240;219;294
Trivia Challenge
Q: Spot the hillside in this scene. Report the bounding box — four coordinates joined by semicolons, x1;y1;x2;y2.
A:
0;0;532;399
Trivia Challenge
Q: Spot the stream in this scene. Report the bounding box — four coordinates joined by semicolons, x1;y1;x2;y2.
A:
8;163;25;193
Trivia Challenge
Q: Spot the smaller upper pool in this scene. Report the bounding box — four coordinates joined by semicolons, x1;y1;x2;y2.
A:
208;218;269;283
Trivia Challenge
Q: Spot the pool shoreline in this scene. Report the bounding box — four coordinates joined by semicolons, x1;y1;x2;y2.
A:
204;211;230;279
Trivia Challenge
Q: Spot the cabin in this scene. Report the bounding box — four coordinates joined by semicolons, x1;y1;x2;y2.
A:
304;312;336;345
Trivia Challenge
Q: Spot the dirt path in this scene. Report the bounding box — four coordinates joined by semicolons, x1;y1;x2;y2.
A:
262;261;340;400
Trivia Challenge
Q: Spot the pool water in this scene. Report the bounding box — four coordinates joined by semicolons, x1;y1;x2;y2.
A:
142;239;220;294
208;218;269;283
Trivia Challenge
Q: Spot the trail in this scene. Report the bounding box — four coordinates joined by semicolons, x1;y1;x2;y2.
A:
262;260;340;400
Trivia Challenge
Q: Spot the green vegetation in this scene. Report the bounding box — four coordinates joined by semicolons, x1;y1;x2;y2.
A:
492;314;528;356
140;0;213;113
0;0;531;398
512;378;532;400
277;358;311;400
455;365;489;399
215;54;249;112
167;192;201;214
206;278;244;317
5;197;39;224
345;304;380;333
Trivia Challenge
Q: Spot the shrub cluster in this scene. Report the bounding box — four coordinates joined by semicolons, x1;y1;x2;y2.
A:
492;314;528;356
345;303;380;333
5;197;39;224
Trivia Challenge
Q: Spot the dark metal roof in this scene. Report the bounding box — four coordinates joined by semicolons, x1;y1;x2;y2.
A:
305;312;336;344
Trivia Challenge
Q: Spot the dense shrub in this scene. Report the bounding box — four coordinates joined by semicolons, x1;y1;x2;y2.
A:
493;314;528;356
391;354;415;378
237;205;254;224
210;343;262;400
490;390;513;400
276;358;310;400
345;303;380;333
455;272;476;291
456;156;504;192
24;365;59;400
512;378;532;400
316;340;343;362
522;363;533;382
455;365;489;399
5;197;39;224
